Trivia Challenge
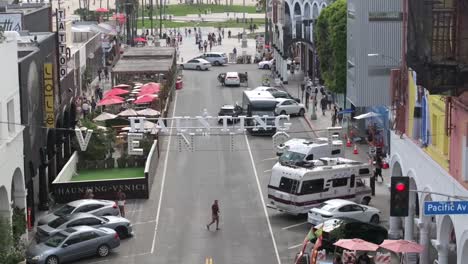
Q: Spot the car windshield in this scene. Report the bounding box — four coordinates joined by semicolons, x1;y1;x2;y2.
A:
317;203;336;212
54;205;75;216
279;151;306;163
48;216;69;228
44;232;68;247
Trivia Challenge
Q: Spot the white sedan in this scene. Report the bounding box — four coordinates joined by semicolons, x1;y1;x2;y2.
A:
274;98;306;116
258;59;274;69
181;58;211;71
307;199;381;225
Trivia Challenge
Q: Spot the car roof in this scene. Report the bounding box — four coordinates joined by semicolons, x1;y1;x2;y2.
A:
275;98;292;103
205;51;224;55
67;199;111;207
66;212;97;220
323;199;356;207
254;86;273;91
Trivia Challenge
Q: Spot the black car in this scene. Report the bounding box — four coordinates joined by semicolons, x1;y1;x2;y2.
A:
218;105;242;123
271;90;300;103
310;218;388;251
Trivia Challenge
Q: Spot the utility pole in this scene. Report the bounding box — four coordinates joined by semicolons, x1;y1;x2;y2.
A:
142;0;145;31
150;0;153;35
159;0;162;37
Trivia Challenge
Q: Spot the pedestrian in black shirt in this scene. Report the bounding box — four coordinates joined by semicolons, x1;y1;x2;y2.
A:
206;200;220;230
104;67;109;80
320;96;328;116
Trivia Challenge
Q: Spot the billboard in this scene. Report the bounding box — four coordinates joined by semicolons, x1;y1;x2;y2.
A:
0;13;23;31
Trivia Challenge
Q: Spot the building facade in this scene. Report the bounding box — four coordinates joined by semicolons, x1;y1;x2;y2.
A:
0;32;27;220
389;0;468;263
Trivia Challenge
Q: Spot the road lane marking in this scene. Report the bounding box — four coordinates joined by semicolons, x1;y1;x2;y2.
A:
263;169;272;173
244;134;281;264
132;220;156;225
151;91;179;254
287;243;303;250
281;221;308;230
261;157;278;162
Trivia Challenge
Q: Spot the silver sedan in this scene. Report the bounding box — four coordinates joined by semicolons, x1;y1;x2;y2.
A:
181;58;212;71
36;212;132;242
26;226;120;264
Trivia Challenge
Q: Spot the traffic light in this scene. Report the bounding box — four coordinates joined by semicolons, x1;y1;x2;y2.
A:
390;176;410;217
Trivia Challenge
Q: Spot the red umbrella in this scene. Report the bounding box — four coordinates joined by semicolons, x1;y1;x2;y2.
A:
97;97;124;106
112;84;131;89
333;239;379;251
105;88;129;97
380;240;424;253
95;7;109;12
134;94;158;104
138;82;160;96
134;37;147;43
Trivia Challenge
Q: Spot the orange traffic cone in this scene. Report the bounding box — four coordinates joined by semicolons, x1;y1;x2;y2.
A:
346;137;352;147
353;145;359;155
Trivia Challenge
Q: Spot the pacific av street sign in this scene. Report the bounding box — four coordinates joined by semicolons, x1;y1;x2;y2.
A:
424;201;468;216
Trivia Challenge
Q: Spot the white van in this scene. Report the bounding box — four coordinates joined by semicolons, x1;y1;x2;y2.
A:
267;157;373;215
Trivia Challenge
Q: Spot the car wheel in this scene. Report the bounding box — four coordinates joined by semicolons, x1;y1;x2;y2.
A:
97;244;110;257
299;108;305;116
196;66;201;71
263;64;270;70
46;255;59;264
280;110;287;115
361;197;371;205
370;214;380;224
116;226;128;239
214;61;220;66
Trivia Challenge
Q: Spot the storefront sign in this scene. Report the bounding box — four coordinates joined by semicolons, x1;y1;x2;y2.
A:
44;63;54;128
75;128;93;151
0;13;23;31
57;9;68;79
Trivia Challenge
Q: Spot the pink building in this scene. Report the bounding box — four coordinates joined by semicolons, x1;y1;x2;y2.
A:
449;92;468;188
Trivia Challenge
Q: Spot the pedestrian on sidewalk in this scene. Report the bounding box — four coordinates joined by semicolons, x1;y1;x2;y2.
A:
233;47;237;57
238;32;241;42
337;107;343;125
82;100;90;119
320;96;328;115
116;189;126;217
222;29;225;38
374;156;384;182
331;112;337;127
305;85;311;109
228;30;231;38
314;87;318;101
209;40;212;51
206;200;220;230
203;40;208;52
218;34;222;45
97;68;102;81
91;97;97;112
184;28;187;37
104;67;109;81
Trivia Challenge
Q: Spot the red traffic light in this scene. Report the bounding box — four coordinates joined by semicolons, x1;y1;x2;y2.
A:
395;182;406;192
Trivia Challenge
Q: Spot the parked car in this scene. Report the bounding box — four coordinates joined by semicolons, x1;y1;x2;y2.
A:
307;199;381;225
217;104;243;123
274;98;306;116
38;199;120;226
253;86;280;93
258;59;274;69
26;226;120;264
181;58;211;71
36;213;133;242
310;218;388;251
270;90;300;103
224;72;241;86
196;52;228;65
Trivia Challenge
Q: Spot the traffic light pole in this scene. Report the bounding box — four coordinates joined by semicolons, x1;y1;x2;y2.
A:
409;190;468;201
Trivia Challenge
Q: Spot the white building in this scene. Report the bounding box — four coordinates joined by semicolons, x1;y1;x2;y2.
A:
0;31;26;220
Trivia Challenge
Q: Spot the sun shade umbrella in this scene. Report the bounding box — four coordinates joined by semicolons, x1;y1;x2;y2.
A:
333;239;379;251
134;94;158;104
97;97;124;106
105;88;130;97
137;108;161;116
95;7;109;12
117;108;138;117
138;82;161;95
112;84;131;89
380;240;424;253
353;112;381;120
134;37;147;43
93;112;117;121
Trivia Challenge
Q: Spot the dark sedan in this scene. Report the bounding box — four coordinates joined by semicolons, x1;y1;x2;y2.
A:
217;105;243;124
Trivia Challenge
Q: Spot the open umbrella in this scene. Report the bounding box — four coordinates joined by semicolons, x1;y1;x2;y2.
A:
117;108;138;117
380;240;424;253
112;84;131;89
353;112;381;120
138;82;161;96
105;88;129;97
134;94;158;104
333;239;379;251
134;37;147;43
97;97;124;106
95;7;109;12
137;108;161;116
93;112;117;121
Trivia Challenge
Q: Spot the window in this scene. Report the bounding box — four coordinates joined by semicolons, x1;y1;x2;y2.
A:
331;149;341;155
7;99;14;134
359;168;370;175
65;235;82;245
306;154;314;161
332;178;348;187
350;175;355;188
278;177;299;193
80;232;99;242
67;220;84;228
349;205;364;211
81;204;103;212
338;205;352;212
301;179;324;195
282;100;292;105
82;217;103;226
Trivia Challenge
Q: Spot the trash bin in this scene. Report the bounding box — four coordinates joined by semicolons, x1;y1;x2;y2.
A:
176;77;183;90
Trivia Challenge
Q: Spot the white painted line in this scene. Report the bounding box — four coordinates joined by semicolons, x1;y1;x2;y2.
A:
244;134;281;264
261;157;278;162
281;221;308;230
122;252;151;258
126;209;143;214
287;243;303;250
132;220;156;225
151;91;178;254
263;169;272;173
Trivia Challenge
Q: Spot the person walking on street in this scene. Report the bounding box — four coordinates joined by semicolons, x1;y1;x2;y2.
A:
337;107;344;125
116;189;126;217
233;47;237;57
203;40;208;52
104;67;109;81
209;40;212;51
91;97;97;112
320;96;328;115
222;29;225;38
228;30;231;38
374;156;384;182
82;100;90;119
206;200;220;230
97;68;102;81
305;85;311;109
331;112;337;127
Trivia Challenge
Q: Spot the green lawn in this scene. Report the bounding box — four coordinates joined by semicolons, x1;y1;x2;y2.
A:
72;168;145;182
137;18;264;28
142;4;260;17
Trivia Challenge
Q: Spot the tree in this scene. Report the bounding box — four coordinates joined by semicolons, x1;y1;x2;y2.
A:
76;119;116;161
314;0;347;93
